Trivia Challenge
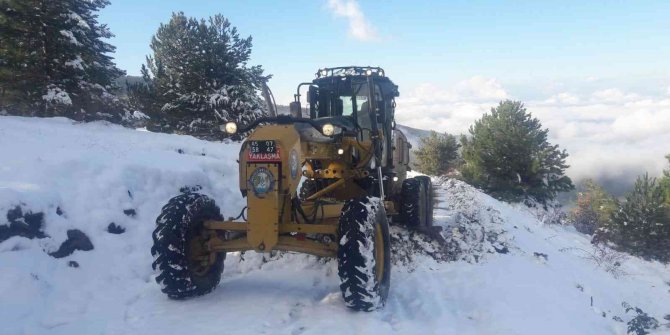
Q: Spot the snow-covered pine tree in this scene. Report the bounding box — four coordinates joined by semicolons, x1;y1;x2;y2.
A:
0;0;125;120
130;12;266;139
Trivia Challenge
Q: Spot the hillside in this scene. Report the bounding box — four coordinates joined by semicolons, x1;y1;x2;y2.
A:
0;116;668;335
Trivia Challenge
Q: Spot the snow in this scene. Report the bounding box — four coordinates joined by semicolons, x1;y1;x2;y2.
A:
66;12;90;30
64;56;84;70
42;87;72;106
59;30;81;46
0;115;669;335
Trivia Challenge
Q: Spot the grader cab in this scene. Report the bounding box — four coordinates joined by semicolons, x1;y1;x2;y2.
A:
151;66;434;311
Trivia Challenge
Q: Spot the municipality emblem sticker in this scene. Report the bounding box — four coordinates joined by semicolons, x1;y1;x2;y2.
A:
248;167;274;197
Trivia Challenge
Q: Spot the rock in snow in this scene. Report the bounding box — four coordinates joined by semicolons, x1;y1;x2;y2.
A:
0;206;46;243
0;115;668;335
49;229;94;258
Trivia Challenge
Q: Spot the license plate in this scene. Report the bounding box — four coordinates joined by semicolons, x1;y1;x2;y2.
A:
248;140;281;162
249;140;276;154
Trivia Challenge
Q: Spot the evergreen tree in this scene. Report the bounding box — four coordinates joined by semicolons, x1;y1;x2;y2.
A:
0;0;125;120
659;154;670;208
599;174;670;262
415;131;461;176
130;12;266;138
461;100;574;202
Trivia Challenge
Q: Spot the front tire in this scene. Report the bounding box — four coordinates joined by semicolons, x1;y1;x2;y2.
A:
337;196;391;311
151;193;224;299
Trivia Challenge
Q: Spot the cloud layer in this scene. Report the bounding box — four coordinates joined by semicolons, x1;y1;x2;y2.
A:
396;77;670;193
326;0;379;41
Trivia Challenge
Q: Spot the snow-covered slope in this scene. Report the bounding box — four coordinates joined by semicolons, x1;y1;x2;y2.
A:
1;116;668;335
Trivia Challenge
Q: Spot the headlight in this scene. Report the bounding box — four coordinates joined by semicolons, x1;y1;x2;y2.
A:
322;123;336;136
366;68;373;76
221;122;237;134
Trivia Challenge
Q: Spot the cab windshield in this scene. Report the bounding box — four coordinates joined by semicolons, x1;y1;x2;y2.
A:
309;79;374;123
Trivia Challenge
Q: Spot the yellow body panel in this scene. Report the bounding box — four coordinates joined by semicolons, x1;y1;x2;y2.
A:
240;125;303;252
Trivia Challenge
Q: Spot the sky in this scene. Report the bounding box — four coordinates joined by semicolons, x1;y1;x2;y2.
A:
99;0;670;192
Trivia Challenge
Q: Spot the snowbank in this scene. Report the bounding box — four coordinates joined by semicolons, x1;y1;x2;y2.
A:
0;116;668;335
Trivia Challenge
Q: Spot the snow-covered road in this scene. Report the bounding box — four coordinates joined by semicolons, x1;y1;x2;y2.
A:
1;116;668;335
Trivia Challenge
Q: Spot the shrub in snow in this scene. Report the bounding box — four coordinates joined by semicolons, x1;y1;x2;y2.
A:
460;100;574;203
569;179;617;235
561;244;628;278
622;302;659;335
415;131;461;176
128;12;267;140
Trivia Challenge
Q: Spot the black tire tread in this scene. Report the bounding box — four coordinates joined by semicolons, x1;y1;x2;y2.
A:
414;176;434;227
401;178;425;227
151;193;224;299
337;196;391;311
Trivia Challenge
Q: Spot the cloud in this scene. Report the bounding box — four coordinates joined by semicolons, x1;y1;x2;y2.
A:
326;0;379;41
544;92;580;105
590;88;640;103
396;78;670;195
396;77;509;134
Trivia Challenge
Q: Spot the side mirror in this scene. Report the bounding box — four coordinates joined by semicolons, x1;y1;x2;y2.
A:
289;101;302;118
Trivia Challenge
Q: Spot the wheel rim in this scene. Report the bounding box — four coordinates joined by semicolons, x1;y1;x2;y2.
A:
374;222;385;281
188;231;215;276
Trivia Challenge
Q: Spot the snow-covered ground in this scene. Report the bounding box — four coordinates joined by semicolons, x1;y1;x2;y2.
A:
1;116;668;335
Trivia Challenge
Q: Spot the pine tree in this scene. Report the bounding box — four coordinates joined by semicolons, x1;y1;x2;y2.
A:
660;154;670;208
0;0;125;120
130;12;266;138
602;174;670;262
415;131;461;176
461;100;574;202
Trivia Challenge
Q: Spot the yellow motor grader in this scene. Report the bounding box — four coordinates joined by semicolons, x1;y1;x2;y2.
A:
151;66;434;311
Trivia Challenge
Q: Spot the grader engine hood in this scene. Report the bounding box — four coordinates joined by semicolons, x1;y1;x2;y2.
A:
238;124;304;251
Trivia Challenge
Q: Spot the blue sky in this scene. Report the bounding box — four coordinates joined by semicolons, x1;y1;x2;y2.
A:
100;0;670;102
100;1;670;185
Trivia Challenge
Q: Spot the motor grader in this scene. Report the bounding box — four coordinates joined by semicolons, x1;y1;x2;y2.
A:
151;66;434;311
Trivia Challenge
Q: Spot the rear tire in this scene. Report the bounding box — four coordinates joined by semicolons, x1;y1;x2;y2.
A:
151;193;225;299
401;178;427;227
337;196;391;311
415;176;434;227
